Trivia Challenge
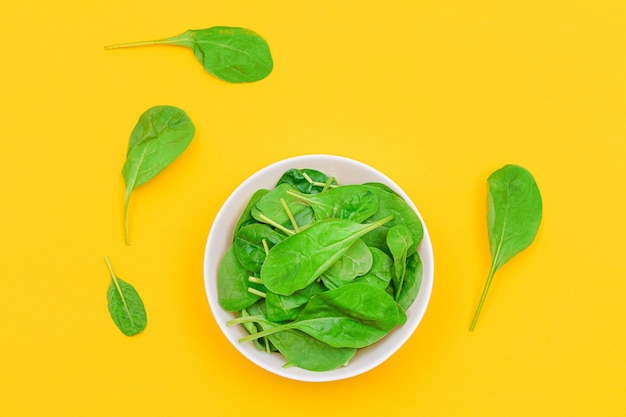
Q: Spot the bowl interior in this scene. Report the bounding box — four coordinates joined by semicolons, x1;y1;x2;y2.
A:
203;154;434;382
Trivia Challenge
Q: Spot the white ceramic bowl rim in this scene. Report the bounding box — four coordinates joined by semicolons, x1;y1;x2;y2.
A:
203;154;434;382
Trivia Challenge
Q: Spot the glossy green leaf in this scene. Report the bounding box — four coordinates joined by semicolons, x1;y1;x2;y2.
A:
265;282;325;323
353;247;393;290
276;168;333;194
261;216;393;296
233;223;285;273
245;302;356;371
321;239;373;289
395;252;423;311
122;105;195;244
105;26;273;83
233;283;405;348
251;183;310;230
233;188;269;237
386;224;414;298
361;185;423;254
217;247;263;312
288;185;379;223
470;164;542;331
105;257;147;336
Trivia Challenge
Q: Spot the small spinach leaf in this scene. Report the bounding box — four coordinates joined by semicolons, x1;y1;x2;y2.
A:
353;247;393;290
386;224;414;298
122;105;195;244
470;164;542;331
233;188;269;237
105;256;147;336
251;183;310;230
361;185;423;254
395;252;423;311
321;239;373;289
233;223;285;273
217;247;264;312
106;26;273;83
288;185;378;223
276;168;333;194
265;282;326;322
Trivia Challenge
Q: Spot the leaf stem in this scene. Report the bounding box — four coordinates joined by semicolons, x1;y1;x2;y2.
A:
105;256;132;320
104;31;194;50
258;214;295;236
322;176;336;192
247;287;266;298
280;198;300;233
248;276;264;285
301;172;338;189
123;192;131;245
470;263;497;331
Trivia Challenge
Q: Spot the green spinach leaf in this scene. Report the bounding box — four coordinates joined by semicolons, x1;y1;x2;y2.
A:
233;223;285;273
233;188;269;237
251;183;310;231
261;216;393;296
122;105;195;244
386;224;414;298
276;168;333;194
105;26;273;83
395;252;423;311
361;185;424;254
288;185;379;223
265;282;325;323
105;256;147;336
470;164;542;331
353;247;393;290
217;247;264;312
233;283;405;348
245;301;356;371
321;239;373;289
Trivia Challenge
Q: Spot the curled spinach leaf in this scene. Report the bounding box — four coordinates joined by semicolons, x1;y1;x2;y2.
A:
122;105;195;244
395;252;423;311
386;224;414;299
106;26;273;83
470;164;542;331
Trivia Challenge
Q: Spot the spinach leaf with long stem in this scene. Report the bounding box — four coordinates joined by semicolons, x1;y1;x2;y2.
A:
246;301;356;371
105;26;273;83
230;283;406;348
470;164;542;331
261;216;394;296
122;105;195;245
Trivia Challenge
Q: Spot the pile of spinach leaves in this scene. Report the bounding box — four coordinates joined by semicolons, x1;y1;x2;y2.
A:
218;168;424;371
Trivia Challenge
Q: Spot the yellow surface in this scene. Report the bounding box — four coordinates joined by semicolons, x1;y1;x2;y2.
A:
1;1;625;415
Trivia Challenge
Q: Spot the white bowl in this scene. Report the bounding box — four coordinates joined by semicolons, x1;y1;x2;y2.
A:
203;154;434;382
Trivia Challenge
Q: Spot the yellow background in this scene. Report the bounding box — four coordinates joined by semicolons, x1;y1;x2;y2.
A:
1;0;625;415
